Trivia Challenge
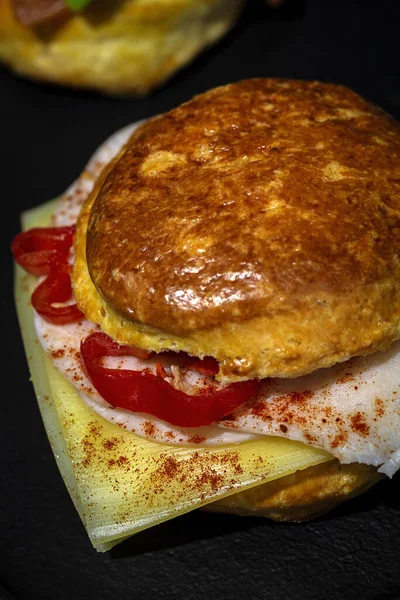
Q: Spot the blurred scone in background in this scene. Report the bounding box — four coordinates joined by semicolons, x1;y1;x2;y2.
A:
0;0;244;94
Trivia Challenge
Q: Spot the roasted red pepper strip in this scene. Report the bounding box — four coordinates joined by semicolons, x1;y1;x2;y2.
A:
12;225;84;324
81;332;261;427
32;268;84;325
11;226;75;275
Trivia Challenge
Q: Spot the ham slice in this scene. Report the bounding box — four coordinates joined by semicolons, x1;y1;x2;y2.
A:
12;0;68;27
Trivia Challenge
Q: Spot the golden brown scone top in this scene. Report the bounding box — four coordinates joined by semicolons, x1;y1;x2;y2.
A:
82;79;400;380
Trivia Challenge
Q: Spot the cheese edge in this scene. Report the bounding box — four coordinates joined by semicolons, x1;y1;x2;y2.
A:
14;199;332;552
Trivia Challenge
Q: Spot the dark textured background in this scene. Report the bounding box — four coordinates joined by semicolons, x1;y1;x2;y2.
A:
1;1;400;599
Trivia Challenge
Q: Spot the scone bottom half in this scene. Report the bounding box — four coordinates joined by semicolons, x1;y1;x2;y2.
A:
73;78;400;383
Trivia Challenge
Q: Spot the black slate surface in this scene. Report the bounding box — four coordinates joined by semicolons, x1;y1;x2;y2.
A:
1;1;400;599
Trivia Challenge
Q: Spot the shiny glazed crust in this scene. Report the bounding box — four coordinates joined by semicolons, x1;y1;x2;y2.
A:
0;0;243;95
74;79;400;381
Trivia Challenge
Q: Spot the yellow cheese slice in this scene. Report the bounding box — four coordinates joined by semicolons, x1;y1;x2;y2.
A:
14;200;331;552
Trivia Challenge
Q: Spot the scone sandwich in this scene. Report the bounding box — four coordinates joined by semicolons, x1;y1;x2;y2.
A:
0;0;243;94
12;79;400;551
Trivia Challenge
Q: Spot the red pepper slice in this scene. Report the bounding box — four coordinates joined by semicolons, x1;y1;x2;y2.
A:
11;226;75;275
81;332;261;427
12;225;84;324
32;268;84;325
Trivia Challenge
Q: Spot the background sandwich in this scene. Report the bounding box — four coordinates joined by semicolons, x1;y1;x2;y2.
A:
0;0;244;95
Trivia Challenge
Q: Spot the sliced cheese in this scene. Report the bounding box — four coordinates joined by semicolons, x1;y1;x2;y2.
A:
14;200;331;551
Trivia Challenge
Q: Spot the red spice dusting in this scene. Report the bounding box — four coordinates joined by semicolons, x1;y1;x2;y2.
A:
331;432;348;449
187;435;207;444
108;456;130;469
103;438;119;451
234;463;244;476
191;379;219;395
285;391;313;403
337;372;355;385
351;412;370;437
251;391;313;423
79;422;104;467
143;421;156;437
81;438;95;467
88;422;102;437
145;450;246;503
224;422;240;429
195;470;224;493
375;398;385;419
51;348;65;360
159;456;179;479
220;452;243;474
250;401;272;419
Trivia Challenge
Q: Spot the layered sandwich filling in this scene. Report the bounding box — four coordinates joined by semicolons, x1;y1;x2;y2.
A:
16;99;398;477
13;80;400;482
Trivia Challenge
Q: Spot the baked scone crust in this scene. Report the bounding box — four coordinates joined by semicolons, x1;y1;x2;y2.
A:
205;460;383;522
74;79;400;381
0;0;243;95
